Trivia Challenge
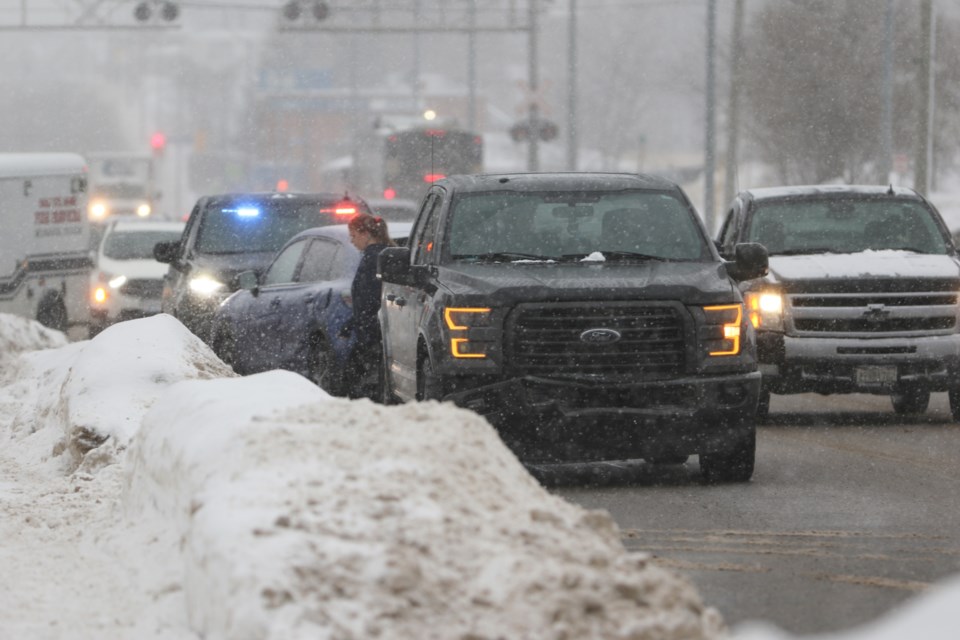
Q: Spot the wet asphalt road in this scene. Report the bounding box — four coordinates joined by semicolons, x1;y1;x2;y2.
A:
546;392;960;636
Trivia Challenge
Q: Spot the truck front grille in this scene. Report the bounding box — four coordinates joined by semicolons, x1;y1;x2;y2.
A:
506;302;686;378
788;291;958;336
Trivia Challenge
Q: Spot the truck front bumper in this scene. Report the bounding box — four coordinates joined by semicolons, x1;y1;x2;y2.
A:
443;371;760;464
758;332;960;394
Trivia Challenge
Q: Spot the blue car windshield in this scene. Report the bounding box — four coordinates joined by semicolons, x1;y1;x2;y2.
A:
447;190;709;262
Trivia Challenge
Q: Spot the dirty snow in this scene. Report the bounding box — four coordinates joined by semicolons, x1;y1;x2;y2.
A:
0;313;724;639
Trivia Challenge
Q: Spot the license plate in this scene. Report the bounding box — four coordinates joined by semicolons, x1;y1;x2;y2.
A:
855;365;897;385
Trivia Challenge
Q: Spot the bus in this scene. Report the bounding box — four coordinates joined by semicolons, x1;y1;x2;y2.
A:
382;128;483;202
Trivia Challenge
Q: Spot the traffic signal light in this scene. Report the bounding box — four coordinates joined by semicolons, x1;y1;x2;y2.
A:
150;132;166;155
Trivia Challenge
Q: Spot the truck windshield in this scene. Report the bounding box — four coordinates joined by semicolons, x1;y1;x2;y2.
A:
447;190;708;262
748;198;950;256
194;199;361;254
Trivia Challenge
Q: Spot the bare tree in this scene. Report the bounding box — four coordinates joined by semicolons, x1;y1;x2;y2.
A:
740;0;960;185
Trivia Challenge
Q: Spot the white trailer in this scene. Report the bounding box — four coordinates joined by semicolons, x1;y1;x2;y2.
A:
0;153;92;333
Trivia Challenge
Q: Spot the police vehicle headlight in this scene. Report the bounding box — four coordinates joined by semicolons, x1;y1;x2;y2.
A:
189;275;226;297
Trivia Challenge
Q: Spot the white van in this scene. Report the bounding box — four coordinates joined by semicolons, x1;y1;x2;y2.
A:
0;153;92;333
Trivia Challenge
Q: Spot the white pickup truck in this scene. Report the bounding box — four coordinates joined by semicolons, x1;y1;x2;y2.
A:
718;185;960;420
0;153;93;333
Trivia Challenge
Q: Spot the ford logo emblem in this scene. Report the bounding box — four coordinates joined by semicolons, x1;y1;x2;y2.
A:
579;328;622;344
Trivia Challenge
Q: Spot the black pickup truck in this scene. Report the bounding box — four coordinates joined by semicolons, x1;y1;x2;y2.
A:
378;173;768;482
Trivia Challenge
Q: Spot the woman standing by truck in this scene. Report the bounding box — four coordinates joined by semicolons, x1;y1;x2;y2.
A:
345;213;395;399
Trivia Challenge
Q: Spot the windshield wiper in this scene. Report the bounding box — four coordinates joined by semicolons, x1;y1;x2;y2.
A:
596;251;672;262
456;251;557;263
774;248;836;256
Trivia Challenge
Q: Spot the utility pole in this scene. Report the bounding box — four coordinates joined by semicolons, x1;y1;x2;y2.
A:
528;0;541;171
467;0;478;132
704;0;717;232
723;0;744;206
915;0;933;196
879;0;894;184
566;0;578;171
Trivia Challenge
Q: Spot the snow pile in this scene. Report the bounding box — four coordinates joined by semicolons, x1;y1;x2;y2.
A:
0;313;67;377
0;312;725;639
6;313;234;471
735;574;960;640
127;371;725;640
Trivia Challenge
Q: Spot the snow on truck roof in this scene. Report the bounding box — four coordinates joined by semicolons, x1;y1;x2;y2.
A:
0;152;87;179
743;184;920;201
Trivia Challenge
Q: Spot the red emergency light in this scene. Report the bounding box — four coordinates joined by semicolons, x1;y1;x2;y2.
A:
423;173;445;183
382;188;397;200
321;201;358;216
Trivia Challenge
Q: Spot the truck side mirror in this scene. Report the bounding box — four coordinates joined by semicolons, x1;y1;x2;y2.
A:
378;246;413;285
726;242;768;281
154;241;180;265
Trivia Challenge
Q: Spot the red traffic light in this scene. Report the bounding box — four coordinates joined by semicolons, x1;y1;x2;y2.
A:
150;132;166;152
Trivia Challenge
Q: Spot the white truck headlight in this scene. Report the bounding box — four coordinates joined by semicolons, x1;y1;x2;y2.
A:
745;290;784;331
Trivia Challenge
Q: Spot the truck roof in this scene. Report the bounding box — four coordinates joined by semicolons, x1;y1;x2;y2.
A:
434;172;682;193
741;184;920;202
0;153;87;179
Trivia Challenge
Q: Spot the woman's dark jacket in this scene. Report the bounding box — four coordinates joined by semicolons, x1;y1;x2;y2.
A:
351;243;388;348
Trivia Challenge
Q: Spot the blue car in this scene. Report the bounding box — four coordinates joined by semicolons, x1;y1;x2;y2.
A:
209;223;410;395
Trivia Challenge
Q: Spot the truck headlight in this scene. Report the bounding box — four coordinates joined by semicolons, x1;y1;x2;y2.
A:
444;307;491;358
189;275;226;297
108;275;128;289
744;290;784;331
136;203;152;218
703;303;743;356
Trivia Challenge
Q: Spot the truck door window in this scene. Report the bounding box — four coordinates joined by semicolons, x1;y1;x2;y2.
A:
412;195;442;265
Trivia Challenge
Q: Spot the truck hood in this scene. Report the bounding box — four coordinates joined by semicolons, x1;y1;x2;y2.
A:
436;260;736;305
190;252;275;291
768;251;960;282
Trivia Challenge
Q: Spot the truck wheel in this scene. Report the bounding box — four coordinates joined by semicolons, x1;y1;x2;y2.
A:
699;429;756;483
891;387;930;415
37;297;68;332
417;355;443;401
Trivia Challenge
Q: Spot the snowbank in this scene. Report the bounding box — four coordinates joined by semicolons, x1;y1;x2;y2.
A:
0;312;67;377
735;574;960;640
1;313;725;639
5;314;234;471
126;373;724;639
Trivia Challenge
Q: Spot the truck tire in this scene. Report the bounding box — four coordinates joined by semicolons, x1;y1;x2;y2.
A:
417;353;443;401
699;429;756;483
891;387;930;415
